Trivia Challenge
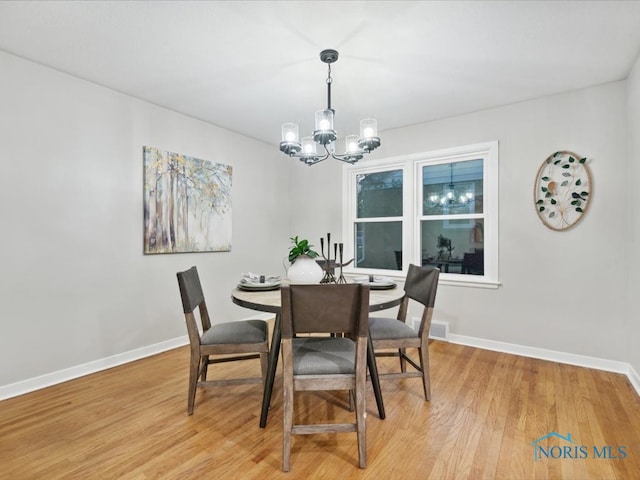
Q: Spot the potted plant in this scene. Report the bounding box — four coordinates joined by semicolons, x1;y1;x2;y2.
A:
436;234;454;260
286;236;323;284
288;236;319;262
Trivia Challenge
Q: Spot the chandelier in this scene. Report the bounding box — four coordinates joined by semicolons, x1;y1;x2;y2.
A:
279;49;381;166
428;163;474;209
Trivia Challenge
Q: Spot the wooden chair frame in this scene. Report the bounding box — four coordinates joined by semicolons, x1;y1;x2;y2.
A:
177;266;269;415
370;264;439;401
280;284;369;471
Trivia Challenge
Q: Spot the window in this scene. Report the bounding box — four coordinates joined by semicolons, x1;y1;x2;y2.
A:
355;169;403;270
342;141;499;287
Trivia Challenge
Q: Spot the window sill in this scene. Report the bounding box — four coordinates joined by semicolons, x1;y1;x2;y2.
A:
344;270;500;289
437;277;500;289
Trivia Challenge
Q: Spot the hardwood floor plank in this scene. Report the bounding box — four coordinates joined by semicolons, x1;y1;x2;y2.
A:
1;341;639;479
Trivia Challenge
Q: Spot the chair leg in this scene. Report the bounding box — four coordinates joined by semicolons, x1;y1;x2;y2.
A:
259;351;268;384
399;348;407;372
355;382;367;468
199;355;209;381
187;354;200;415
282;378;293;472
418;346;431;401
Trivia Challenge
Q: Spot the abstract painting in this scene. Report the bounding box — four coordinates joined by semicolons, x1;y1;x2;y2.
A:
143;146;232;254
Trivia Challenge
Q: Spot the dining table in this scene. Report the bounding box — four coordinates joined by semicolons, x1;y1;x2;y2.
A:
231;280;405;428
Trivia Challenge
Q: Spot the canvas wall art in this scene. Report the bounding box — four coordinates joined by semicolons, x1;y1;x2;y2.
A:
143;146;232;254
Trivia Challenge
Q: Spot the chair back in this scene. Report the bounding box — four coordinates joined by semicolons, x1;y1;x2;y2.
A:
281;284;369;339
177;266;212;345
403;264;440;308
177;266;204;314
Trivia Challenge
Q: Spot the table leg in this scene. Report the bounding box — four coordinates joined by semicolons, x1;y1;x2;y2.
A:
367;335;386;420
260;313;281;428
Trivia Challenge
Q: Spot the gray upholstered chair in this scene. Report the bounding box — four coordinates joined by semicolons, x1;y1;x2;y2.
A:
280;283;370;471
176;266;269;415
369;264;439;401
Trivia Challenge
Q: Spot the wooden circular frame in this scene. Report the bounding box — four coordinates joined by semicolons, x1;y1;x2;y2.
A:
533;150;592;231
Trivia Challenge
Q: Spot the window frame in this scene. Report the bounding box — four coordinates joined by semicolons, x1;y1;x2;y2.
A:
342;141;499;288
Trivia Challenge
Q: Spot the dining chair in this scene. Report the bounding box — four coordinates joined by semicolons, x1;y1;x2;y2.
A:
176;266;269;415
369;264;440;401
280;283;370;471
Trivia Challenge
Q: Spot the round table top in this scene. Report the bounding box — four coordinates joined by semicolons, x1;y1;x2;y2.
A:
231;281;405;314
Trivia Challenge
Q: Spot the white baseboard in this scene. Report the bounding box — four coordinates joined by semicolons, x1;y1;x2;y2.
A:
449;334;640;398
628;364;640;396
0;335;188;401
3;321;638;401
0;313;277;402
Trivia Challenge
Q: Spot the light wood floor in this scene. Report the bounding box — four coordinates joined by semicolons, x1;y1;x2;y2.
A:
1;340;639;479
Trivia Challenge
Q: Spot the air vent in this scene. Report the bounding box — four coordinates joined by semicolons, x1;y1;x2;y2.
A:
409;318;449;341
429;321;449;341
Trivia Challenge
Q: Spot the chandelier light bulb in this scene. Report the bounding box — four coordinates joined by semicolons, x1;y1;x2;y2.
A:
360;118;377;139
346;135;360;153
315;109;334;133
281;123;299;143
301;136;317;155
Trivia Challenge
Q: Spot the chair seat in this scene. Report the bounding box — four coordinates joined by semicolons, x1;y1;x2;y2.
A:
292;337;356;375
369;317;417;340
201;319;268;345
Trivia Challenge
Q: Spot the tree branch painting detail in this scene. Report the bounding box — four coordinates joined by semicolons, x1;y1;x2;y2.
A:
143;146;232;254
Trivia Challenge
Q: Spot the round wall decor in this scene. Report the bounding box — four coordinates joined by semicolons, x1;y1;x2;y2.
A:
534;150;592;231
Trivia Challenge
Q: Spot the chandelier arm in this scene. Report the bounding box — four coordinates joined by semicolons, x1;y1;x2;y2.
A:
317;150;330;162
305;154;329;166
330;150;363;164
293;148;330;166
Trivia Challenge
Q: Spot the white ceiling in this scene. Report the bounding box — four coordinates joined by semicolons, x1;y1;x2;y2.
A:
2;1;640;146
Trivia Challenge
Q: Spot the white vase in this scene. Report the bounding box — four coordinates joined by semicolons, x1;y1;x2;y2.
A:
287;255;324;284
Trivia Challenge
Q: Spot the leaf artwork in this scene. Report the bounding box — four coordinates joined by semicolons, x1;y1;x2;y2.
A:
143;146;232;254
534;151;592;231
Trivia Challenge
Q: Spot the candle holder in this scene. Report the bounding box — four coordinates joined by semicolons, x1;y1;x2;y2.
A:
318;233;353;284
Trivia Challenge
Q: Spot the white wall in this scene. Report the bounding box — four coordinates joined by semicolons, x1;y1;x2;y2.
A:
294;82;630;363
628;55;640;377
1;47;636;394
0;51;291;388
287;159;344;253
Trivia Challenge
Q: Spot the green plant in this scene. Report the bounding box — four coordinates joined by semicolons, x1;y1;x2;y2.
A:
288;236;319;263
436;234;454;259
